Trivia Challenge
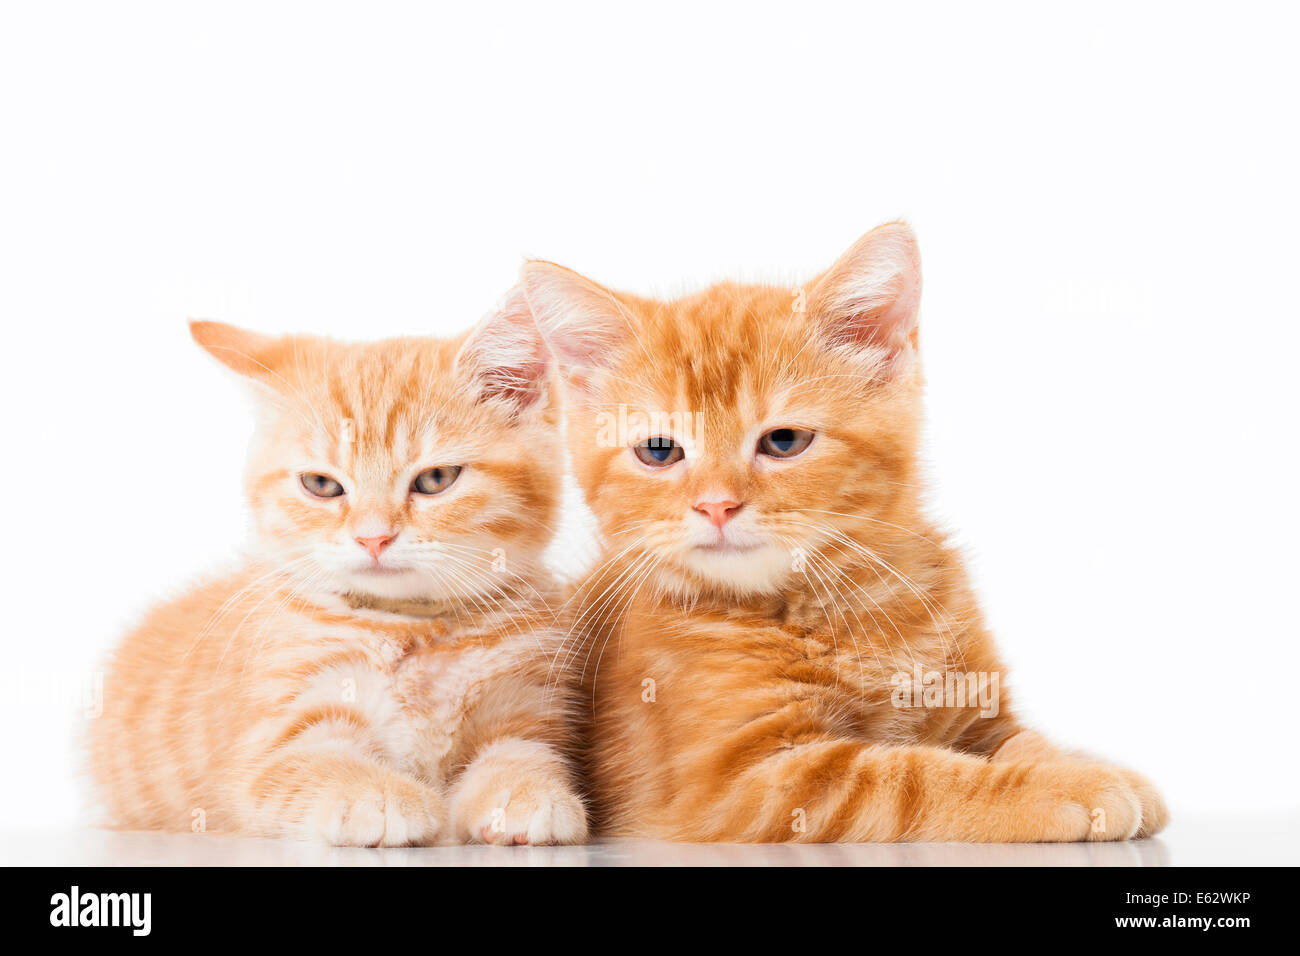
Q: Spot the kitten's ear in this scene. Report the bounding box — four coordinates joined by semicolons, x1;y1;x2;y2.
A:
189;320;285;385
520;260;632;392
453;284;551;410
808;222;922;374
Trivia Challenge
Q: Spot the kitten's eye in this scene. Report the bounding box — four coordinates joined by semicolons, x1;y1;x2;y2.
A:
411;466;463;496
300;473;346;498
758;428;815;459
633;437;684;468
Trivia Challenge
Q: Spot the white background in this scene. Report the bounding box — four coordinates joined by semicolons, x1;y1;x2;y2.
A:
1;1;1297;832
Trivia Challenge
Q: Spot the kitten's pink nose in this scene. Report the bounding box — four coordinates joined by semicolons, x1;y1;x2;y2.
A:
694;500;742;529
356;534;397;560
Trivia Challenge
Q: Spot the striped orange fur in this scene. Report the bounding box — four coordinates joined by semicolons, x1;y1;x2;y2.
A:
525;223;1167;842
88;290;586;846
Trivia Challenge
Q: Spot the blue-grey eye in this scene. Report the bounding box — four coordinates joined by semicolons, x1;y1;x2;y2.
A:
412;466;463;495
758;428;815;459
300;473;345;498
633;437;684;467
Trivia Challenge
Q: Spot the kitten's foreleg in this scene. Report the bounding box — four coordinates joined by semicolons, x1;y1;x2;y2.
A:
442;659;588;845
661;738;1155;843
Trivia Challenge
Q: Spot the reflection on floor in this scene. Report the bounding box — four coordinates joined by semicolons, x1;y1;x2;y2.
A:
2;811;1294;866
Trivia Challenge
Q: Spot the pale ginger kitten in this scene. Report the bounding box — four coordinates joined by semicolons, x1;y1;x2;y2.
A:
523;223;1168;842
89;293;586;846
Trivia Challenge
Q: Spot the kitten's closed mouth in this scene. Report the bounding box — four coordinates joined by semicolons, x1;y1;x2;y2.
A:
695;542;762;555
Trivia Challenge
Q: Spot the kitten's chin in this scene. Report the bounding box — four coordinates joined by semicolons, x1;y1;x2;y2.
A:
675;543;793;596
333;568;450;603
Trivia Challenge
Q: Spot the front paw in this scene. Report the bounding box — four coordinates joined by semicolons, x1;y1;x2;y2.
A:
1116;767;1169;837
1028;762;1145;842
449;739;587;845
313;771;445;847
995;732;1168;838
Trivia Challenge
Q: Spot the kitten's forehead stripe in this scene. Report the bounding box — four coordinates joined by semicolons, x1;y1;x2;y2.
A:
303;346;451;479
623;286;799;444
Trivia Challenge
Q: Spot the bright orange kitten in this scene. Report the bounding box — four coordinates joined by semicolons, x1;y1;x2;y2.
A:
89;294;586;846
524;223;1167;842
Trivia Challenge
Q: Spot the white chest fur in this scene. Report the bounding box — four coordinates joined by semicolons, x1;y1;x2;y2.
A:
282;615;529;784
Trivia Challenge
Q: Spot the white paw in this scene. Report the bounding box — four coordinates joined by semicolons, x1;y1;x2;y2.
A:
468;784;587;846
450;739;587;845
315;778;443;847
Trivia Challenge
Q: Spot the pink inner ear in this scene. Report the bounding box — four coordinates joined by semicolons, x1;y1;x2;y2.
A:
829;272;920;354
811;224;922;364
457;286;551;409
480;355;549;408
520;261;629;385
